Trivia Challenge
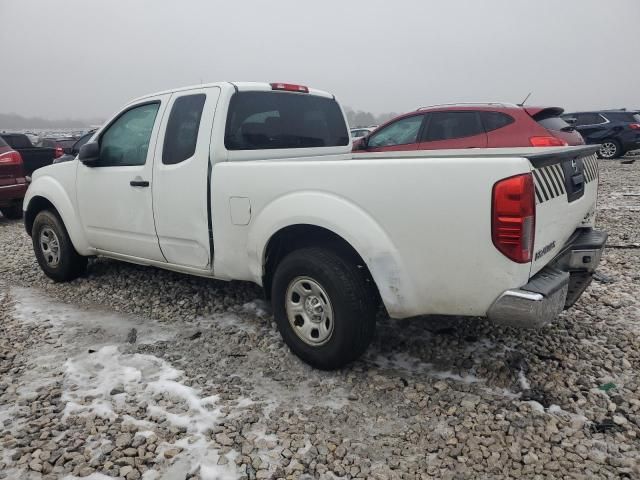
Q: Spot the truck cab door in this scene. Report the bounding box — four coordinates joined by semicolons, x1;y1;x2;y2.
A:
76;96;169;261
152;87;221;269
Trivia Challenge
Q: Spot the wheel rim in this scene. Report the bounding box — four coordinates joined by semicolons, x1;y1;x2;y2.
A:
599;142;617;158
285;276;334;346
39;227;61;267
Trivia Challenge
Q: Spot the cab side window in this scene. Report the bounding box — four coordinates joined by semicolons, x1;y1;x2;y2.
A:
100;102;160;166
162;94;206;165
367;115;424;148
422;111;484;142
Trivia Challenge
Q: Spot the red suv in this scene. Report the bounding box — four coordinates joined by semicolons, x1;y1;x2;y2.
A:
0;136;28;219
353;103;584;152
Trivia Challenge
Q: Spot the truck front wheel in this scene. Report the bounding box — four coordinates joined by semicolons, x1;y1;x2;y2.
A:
271;247;376;369
32;210;87;282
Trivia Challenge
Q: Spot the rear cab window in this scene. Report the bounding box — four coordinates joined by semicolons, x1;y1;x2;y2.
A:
225;91;349;150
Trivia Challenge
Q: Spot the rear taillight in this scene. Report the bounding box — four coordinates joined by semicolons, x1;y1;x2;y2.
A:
0;150;23;165
54;146;63;158
529;136;568;147
492;173;535;263
629;123;640;130
270;82;309;93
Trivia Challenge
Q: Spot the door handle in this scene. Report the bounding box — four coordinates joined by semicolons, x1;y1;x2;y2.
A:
130;179;149;187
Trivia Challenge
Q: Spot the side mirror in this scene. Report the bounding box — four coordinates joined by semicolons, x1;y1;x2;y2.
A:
79;142;100;166
564;117;577;125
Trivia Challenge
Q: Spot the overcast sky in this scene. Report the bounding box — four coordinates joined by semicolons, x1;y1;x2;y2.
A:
1;0;639;120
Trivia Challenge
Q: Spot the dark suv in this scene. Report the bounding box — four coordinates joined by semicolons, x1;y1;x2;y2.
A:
561;110;640;159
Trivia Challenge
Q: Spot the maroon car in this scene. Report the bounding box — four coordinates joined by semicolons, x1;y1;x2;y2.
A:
0;136;28;219
353;103;584;152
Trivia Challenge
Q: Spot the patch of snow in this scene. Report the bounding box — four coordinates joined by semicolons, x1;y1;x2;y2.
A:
369;351;524;398
235;397;255;408
11;286;178;346
241;299;271;318
518;368;531;390
249;426;278;444
62;345;238;478
63;474;117;480
525;400;546;413
199;462;240;480
371;352;486;385
207;312;262;334
547;404;589;424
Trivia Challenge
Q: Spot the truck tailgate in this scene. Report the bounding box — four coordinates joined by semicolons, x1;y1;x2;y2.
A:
16;148;56;176
527;145;601;276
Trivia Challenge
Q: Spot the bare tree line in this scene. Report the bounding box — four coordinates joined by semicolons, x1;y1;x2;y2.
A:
344;107;398;128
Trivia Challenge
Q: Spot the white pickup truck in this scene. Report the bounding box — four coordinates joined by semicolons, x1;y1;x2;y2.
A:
23;82;607;369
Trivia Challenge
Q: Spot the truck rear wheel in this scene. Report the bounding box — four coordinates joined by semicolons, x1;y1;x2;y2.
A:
32;210;87;282
271;247;376;369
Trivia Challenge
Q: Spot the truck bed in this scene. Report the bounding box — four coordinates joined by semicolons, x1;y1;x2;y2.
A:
14;147;56;176
214;145;600;318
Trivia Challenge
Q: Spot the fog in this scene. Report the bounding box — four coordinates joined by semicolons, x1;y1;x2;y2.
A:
1;0;639;121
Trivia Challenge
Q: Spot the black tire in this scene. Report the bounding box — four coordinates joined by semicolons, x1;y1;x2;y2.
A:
0;203;23;219
32;210;87;282
271;247;377;370
597;139;622;159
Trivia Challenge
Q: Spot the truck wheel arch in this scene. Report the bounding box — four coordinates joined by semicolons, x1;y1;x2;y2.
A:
262;224;380;304
24;196;56;236
24;180;91;255
249;192;416;317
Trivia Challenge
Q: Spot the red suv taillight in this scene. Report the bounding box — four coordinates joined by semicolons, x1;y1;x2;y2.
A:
492;173;535;263
54;146;64;158
0;150;23;165
628;123;640;130
529;136;568;147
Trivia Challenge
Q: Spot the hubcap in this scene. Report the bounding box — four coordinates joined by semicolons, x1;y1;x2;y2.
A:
285;276;334;346
39;227;60;267
600;142;617;158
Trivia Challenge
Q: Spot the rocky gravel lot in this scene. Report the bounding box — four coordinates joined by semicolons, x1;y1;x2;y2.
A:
1;156;639;479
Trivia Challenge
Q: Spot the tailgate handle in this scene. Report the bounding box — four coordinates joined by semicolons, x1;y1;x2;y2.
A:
571;173;584;188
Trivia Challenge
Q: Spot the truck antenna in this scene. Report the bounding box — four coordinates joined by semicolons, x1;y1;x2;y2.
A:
518;92;532;107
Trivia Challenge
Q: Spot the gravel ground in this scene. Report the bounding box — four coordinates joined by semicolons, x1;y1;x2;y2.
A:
1;155;639;479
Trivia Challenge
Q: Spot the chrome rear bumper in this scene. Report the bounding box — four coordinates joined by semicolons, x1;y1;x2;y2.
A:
487;229;607;328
